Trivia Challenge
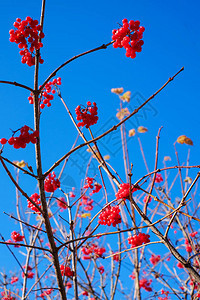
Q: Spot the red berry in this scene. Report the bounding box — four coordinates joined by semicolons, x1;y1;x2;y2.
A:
0;138;7;145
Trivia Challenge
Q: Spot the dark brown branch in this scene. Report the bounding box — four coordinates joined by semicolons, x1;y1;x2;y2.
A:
0;80;33;92
39;43;110;92
0;156;42;214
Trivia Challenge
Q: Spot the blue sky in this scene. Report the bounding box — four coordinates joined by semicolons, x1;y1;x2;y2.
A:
0;0;200;296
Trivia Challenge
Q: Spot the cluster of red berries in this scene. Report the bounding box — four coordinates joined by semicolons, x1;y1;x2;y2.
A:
82;243;106;259
9;17;44;66
60;265;74;277
44;172;60;193
11;231;24;243
83;177;102;195
155;174;163;183
98;205;122;227
57;197;68;210
128;232;150;248
80;195;94;211
115;183;138;200
1;291;16;300
143;195;152;203
11;276;18;284
112;19;145;58
139;278;152;292
39;289;53;299
112;252;120;262
28;193;41;214
0;126;39;149
75;101;98;128
185;239;192;253
28;78;61;109
83;177;94;189
22;266;34;279
150;254;161;265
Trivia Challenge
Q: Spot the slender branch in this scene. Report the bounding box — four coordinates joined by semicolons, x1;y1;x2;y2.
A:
0;80;33;92
0;156;37;177
0;156;43;214
39;43;111;92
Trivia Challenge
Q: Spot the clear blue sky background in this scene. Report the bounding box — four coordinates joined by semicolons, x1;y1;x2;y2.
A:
0;0;200;295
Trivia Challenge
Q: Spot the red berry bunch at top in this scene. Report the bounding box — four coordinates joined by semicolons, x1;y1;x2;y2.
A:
112;18;145;58
128;232;150;248
60;265;74;277
28;193;41;214
28;78;61;109
44;172;60;193
9;17;44;66
115;183;138;200
75;101;98;128
11;231;24;243
99;205;122;227
0;125;39;149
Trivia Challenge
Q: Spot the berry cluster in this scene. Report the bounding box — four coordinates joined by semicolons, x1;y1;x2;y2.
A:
1;126;39;149
28;78;61;109
22;266;34;279
1;291;16;300
155;174;163;183
11;276;18;284
115;183;138;200
11;231;24;243
143;195;152;203
9;17;44;66
98;205;122;227
150;254;161;265
139;278;152;292
185;239;192;253
39;289;53;299
44;172;60;193
80;195;94;211
128;233;150;248
83;177;102;195
57;197;68;210
83;177;94;189
112;19;145;58
60;265;74;277
28;193;41;214
82;243;106;259
75;101;98;128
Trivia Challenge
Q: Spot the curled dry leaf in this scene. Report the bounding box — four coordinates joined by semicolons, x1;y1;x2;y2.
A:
104;155;110;160
164;156;171;161
138;126;148;133
116;108;130;120
13;160;26;168
120;91;131;102
81;213;91;218
184;176;192;184
111;87;124;95
177;135;193;146
129;129;136;137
